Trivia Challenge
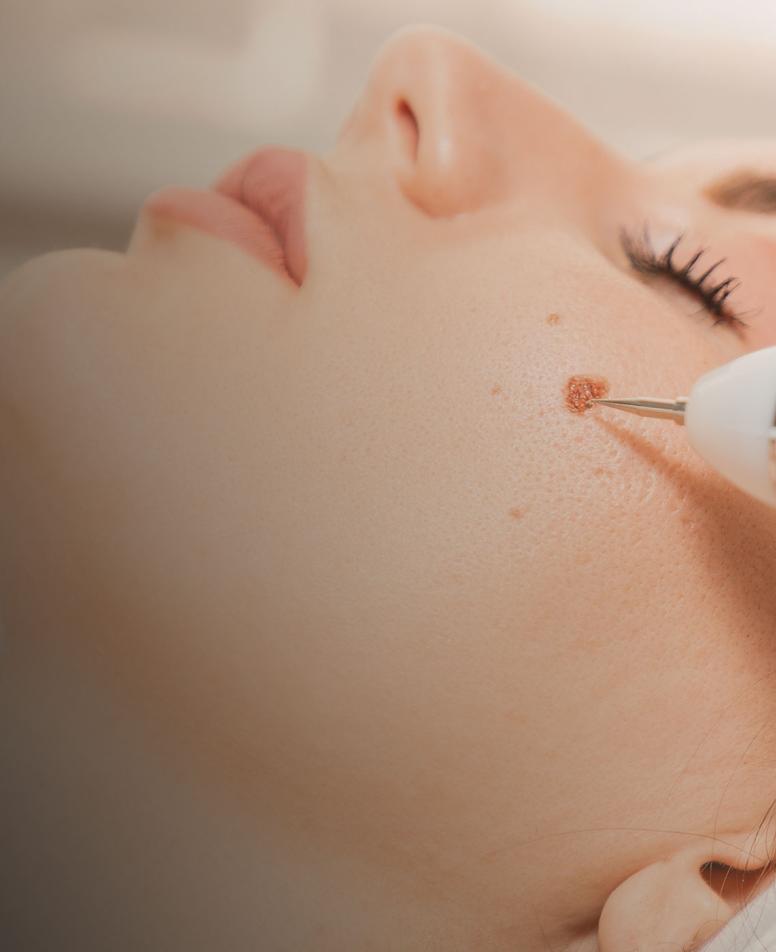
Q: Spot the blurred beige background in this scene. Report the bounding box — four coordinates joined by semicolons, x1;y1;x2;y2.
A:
2;0;776;278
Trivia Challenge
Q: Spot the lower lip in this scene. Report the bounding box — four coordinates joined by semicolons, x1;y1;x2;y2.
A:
141;148;308;286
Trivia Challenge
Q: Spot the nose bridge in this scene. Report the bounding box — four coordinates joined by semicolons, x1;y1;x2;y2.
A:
350;26;622;220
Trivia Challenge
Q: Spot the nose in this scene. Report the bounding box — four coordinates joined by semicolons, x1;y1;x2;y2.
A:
338;25;626;220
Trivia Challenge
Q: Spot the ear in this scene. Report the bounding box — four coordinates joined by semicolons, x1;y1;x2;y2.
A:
597;838;775;951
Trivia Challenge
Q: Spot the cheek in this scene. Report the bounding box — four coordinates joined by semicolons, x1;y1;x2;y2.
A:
443;298;766;692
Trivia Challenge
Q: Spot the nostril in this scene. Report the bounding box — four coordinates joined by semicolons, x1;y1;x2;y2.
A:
395;97;419;163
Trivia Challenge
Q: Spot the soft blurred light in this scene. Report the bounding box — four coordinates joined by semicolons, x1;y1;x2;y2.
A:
62;0;327;132
536;0;776;39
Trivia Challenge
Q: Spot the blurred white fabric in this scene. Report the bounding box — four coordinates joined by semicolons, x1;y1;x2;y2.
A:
702;881;776;951
2;0;776;274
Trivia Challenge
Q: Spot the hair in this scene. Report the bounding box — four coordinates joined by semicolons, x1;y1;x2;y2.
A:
689;797;776;951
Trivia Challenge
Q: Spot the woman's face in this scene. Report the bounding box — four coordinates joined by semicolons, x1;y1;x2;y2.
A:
4;24;776;951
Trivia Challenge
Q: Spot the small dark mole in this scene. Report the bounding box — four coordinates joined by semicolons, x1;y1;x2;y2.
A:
491;384;503;396
546;312;561;325
564;375;609;414
508;507;525;520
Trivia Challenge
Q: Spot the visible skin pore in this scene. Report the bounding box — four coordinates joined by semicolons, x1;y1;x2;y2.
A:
4;23;776;952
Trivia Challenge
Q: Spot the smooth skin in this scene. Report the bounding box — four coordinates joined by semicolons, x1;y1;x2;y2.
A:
3;24;776;952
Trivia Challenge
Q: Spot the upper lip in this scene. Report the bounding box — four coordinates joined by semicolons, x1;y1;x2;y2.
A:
211;147;309;285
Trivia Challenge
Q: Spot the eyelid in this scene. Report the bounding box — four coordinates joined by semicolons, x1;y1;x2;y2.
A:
619;225;749;336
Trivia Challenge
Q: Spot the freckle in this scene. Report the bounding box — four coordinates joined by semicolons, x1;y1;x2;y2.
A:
593;466;609;477
508;507;525;520
491;384;503;396
564;375;609;414
546;312;561;325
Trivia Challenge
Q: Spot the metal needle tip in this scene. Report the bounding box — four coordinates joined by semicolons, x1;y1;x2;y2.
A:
586;396;687;424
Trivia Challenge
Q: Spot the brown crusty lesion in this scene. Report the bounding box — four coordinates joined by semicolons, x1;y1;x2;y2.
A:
564;375;609;414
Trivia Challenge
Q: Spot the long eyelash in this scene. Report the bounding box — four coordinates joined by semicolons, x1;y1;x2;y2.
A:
619;224;750;332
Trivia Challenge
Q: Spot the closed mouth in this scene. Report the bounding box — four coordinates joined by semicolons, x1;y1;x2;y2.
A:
141;147;309;287
212;147;309;286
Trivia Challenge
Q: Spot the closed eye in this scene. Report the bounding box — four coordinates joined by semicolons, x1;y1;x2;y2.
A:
619;225;750;336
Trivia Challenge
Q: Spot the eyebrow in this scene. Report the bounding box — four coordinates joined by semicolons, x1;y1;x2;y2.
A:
703;170;776;214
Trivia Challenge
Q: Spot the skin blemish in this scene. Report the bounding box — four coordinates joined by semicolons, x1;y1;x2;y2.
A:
564;375;609;414
546;312;561;325
508;507;525;520
491;384;503;396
